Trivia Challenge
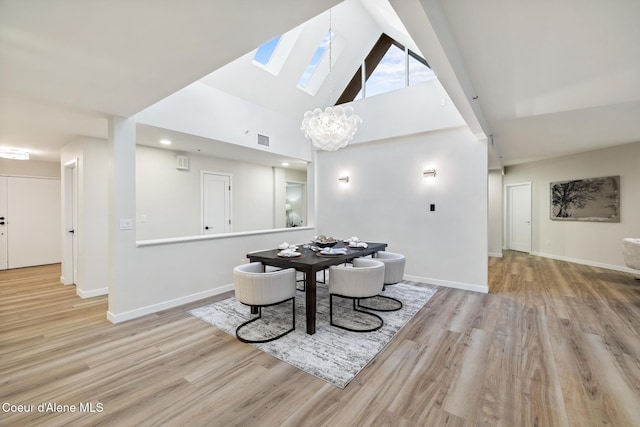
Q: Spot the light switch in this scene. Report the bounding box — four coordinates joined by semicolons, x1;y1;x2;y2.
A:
120;218;133;230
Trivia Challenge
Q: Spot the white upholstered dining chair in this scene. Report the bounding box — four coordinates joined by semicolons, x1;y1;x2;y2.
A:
233;262;297;343
357;251;405;312
328;258;385;332
623;238;640;279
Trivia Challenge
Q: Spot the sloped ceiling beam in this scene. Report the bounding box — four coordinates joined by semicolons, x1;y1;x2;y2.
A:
390;0;502;169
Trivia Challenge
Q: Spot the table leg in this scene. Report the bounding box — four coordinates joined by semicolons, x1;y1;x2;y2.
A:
305;270;316;334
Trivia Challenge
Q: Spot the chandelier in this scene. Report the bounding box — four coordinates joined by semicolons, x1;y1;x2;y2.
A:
300;9;361;151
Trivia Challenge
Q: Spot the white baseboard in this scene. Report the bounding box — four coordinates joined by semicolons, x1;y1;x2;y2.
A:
60;276;74;285
404;274;489;294
488;251;503;258
77;287;108;298
530;251;634;273
107;284;235;324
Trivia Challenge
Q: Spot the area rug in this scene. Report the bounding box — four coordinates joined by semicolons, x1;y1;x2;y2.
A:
190;280;437;388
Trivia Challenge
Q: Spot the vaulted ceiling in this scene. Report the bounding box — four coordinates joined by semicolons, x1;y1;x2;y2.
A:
1;0;639;168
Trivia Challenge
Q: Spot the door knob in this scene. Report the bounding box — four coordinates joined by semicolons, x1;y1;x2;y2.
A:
69;229;75;234
205;226;210;230
0;221;4;225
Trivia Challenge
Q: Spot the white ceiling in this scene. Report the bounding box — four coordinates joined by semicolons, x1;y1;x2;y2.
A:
1;0;639;167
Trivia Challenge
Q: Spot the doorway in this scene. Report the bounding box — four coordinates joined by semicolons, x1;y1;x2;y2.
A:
505;182;532;253
201;172;232;234
285;182;306;227
0;177;7;270
62;158;78;285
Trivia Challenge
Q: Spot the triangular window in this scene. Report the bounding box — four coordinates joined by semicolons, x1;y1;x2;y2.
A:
337;34;435;104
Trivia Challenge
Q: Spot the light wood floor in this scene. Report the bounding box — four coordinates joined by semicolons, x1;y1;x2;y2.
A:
1;252;639;426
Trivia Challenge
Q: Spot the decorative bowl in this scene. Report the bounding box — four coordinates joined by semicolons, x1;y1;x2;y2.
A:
313;240;338;248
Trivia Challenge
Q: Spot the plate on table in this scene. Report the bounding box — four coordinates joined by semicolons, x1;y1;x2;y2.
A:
317;252;344;257
276;250;303;259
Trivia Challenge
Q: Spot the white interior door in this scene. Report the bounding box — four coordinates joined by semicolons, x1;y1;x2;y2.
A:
8;176;61;268
0;177;7;270
202;172;231;234
506;182;532;253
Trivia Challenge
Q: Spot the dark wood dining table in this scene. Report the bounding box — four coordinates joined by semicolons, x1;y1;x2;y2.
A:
247;241;387;334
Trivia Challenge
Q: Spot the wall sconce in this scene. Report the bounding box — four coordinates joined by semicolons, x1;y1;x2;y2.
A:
423;169;437;178
338;175;350;183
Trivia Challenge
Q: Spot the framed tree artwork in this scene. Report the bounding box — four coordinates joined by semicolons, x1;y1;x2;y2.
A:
550;175;620;222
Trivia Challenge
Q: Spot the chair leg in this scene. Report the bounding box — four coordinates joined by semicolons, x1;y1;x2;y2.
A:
236;298;296;344
329;294;383;332
357;295;403;312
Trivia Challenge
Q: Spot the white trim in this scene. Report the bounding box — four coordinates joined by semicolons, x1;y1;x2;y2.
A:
0;173;60;180
404;274;489;294
136;226;314;247
60;275;75;285
106;284;235;323
77;287;108;298
530;251;637;274
488;251;503;258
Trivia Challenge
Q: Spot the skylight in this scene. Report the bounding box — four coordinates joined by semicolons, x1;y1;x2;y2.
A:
298;30;334;89
253;35;282;66
251;26;302;76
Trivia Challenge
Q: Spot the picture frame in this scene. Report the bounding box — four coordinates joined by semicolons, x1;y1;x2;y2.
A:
550;175;620;222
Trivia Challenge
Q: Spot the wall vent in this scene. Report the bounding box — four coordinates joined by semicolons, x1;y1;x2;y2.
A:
257;134;270;147
176;155;190;171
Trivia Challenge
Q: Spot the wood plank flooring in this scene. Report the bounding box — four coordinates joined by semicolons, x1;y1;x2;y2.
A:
1;251;639;426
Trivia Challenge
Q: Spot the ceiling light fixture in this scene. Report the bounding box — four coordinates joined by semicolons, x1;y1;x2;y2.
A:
0;148;30;160
160;139;172;145
300;9;361;152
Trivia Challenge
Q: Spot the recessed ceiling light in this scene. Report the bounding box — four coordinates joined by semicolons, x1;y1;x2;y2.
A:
160;139;172;145
282;162;289;167
0;148;29;160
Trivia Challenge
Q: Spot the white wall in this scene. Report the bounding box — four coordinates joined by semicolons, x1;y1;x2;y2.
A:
134;82;313;162
316;127;488;293
504;141;640;271
488;170;503;257
0;158;60;178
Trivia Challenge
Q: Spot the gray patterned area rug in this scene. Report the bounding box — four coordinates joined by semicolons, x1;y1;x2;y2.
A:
190;280;437;388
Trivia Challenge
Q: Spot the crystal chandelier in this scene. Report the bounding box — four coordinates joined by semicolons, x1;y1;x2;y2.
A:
300;9;361;151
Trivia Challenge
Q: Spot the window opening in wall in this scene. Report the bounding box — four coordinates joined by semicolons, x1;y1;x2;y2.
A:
408;50;435;86
364;41;405;98
337;33;436;104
